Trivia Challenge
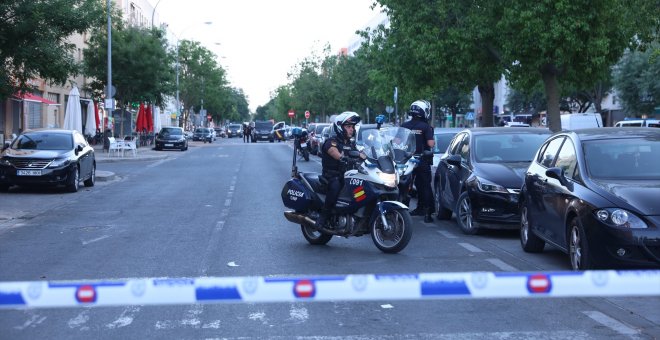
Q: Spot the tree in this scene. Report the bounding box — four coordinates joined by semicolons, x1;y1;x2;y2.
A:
434;87;473;127
0;0;104;100
84;25;174;107
497;0;651;132
613;45;660;116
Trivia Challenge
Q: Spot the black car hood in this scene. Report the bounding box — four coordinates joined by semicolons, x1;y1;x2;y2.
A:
590;179;660;216
3;149;67;159
474;162;530;189
160;135;184;141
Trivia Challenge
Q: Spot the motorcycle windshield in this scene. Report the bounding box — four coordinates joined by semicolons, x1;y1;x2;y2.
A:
359;127;414;162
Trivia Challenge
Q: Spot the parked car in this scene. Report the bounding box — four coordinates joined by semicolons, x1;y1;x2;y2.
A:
155;127;188;151
432;128;462;174
193;127;215;143
520;128;660;269
614;119;659;128
184;131;193;140
226;124;243;138
0;129;96;193
214;127;226;138
310;123;331;155
270;121;287;142
434;127;552;234
252;121;274;142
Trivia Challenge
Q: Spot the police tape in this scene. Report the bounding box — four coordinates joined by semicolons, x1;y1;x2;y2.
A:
1;270;658;309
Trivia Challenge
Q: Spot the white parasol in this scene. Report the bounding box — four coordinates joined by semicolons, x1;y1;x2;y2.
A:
62;86;83;133
84;100;97;136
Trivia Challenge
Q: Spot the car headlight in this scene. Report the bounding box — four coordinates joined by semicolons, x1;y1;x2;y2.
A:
0;158;11;166
49;158;71;168
476;177;509;193
378;172;397;188
595;208;648;229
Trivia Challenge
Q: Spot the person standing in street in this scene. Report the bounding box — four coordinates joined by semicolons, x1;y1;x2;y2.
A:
243;123;249;143
401;100;435;223
316;112;363;229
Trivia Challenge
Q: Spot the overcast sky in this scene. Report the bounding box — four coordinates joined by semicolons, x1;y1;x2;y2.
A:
148;0;384;112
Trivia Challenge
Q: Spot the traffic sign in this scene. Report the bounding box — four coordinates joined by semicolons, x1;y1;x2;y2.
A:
288;109;295;118
305;110;310;119
527;274;552;294
293;279;315;298
75;285;97;303
465;112;475;121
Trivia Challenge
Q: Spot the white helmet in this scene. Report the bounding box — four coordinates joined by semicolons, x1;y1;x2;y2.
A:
332;111;361;139
409;100;431;120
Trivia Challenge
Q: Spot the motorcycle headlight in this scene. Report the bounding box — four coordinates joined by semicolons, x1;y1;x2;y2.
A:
595;208;648;229
49;158;71;168
476;177;509;194
379;172;397;188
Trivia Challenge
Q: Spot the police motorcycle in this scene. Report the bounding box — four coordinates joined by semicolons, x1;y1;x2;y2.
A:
383;127;419;206
281;127;413;253
293;128;310;161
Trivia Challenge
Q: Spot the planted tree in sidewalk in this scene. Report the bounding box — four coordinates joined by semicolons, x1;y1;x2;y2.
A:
0;0;104;100
613;45;660;116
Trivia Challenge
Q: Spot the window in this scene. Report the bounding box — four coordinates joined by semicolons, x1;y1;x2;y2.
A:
447;133;465;155
457;134;470;161
554;138;578;179
538;137;564;167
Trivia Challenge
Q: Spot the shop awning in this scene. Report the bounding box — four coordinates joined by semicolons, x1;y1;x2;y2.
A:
14;92;59;105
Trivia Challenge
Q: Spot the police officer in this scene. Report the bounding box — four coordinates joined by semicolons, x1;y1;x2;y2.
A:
401;100;435;223
316;112;362;229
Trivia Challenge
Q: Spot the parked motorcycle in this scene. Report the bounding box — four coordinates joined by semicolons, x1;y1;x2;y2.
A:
282;127;413;253
294;128;310;161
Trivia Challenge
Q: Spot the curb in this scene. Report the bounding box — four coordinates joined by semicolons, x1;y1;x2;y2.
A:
95;170;116;182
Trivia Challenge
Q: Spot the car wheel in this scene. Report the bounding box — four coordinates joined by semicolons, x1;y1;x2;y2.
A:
0;184;9;192
520;205;544;252
83;164;95;187
456;191;479;234
435;182;452;220
568;217;593;270
66;166;80;193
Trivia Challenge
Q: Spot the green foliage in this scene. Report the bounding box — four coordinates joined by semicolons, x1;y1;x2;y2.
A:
613;45;660;116
0;0;105;100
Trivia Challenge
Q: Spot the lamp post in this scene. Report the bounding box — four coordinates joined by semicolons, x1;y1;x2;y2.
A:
171;21;212;128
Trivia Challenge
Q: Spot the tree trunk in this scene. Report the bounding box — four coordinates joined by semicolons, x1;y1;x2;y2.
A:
478;84;494;127
541;67;561;133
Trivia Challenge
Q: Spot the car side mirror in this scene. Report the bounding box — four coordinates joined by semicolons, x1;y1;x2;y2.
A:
546;167;569;187
446;154;462;166
75;144;83;155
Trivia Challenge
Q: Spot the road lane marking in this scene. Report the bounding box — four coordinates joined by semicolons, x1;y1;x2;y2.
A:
436;230;457;239
224;199;231;207
583;311;640;337
105;306;140;329
14;312;47;330
458;242;484;253
81;235;110;246
180;305;203;327
486;258;518;271
67;310;90;329
289;305;308;322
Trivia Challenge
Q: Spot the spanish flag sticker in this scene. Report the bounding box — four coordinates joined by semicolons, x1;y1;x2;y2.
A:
353;186;366;202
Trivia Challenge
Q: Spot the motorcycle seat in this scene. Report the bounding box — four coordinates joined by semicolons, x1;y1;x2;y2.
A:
302;172;326;194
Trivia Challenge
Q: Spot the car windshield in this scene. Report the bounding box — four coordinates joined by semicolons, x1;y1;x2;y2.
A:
255;122;272;130
160;128;182;136
228;124;241;130
433;133;456;153
584;138;660;179
12;133;73;150
315;125;328;134
474;133;550;162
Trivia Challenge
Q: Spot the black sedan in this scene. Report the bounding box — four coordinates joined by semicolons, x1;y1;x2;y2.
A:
520;128;660;269
155;127;188;151
0;129;95;192
435;127;551;234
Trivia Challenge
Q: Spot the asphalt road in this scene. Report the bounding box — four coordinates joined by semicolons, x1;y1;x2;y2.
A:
0;137;658;339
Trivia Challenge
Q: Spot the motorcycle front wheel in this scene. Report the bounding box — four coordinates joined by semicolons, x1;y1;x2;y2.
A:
371;208;412;253
301;225;332;245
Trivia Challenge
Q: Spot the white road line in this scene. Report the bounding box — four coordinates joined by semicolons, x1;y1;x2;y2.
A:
67;310;90;329
458;242;484;253
583;311;640;337
486;258;518;271
14;312;47;330
436;230;457;239
106;306;140;329
180;305;203;327
81;235;110;246
224;199;231;207
289;305;309;323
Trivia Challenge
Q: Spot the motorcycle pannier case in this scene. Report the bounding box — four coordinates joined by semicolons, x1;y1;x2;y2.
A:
281;178;314;212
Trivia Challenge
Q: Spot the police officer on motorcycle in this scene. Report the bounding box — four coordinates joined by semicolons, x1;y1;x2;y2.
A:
316;112;363;229
402;100;435;223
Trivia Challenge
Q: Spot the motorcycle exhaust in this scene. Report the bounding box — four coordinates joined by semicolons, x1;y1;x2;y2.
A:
283;211;343;236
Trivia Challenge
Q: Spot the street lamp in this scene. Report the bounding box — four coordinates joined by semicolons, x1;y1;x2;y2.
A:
172;21;212;128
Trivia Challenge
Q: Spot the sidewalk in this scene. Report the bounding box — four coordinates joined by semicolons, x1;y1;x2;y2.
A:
92;143;171;182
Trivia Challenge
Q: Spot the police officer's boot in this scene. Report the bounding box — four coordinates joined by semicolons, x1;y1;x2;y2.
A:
424;208;433;223
410;207;424;216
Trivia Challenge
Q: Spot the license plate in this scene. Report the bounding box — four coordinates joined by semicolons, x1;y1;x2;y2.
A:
300;143;307;147
165;143;173;147
17;170;42;176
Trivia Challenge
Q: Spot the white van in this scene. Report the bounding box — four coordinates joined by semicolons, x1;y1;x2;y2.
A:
614;119;659;128
560;113;603;130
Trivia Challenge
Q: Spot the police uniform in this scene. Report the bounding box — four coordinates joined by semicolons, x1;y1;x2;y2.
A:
320;136;354;215
401;118;434;215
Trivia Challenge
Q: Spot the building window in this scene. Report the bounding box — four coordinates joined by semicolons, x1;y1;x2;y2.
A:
47;92;60;104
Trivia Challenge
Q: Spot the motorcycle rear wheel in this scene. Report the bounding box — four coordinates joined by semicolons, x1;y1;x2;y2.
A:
302;148;309;161
371;208;412;253
301;225;332;245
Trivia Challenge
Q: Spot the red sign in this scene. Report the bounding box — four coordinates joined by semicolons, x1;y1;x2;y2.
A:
75;285;97;303
293;279;315;298
305;110;310;119
526;274;552;294
288;109;295;118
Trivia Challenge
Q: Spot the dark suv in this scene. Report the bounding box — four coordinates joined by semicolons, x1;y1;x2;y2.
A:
252;121;273;142
226;124;243;138
193;127;215;143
